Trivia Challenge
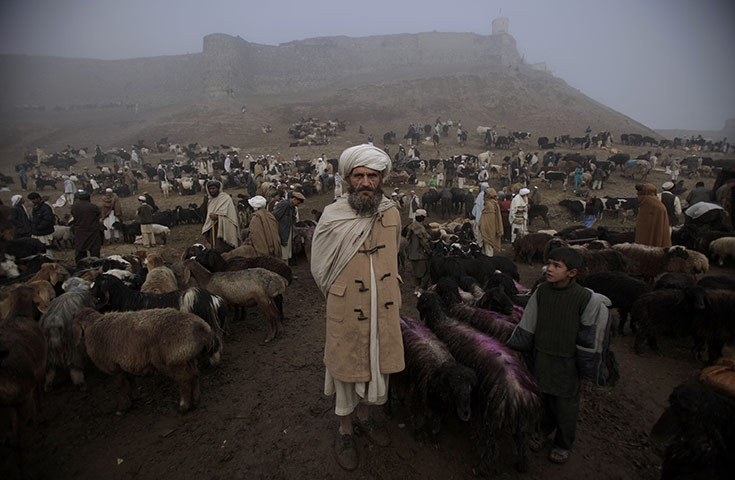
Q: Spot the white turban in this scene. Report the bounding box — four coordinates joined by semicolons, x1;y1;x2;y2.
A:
248;195;267;210
11;194;23;206
106;188;113;193
519;188;530;195
338;144;392;178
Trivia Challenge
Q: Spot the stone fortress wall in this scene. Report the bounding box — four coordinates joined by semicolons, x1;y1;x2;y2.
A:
0;18;524;108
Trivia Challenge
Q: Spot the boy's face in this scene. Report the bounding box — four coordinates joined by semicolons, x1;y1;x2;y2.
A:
545;259;577;287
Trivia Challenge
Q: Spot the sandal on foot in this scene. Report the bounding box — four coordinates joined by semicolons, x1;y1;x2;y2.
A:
528;433;545;452
549;447;570;464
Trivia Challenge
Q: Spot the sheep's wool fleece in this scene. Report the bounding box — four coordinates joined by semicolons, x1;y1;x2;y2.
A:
338;144;392;178
311;195;395;297
202;188;241;248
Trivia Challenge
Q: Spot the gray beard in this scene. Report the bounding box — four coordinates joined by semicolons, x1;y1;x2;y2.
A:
347;185;384;216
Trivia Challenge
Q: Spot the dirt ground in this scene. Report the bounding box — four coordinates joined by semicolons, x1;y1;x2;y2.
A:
1;138;733;479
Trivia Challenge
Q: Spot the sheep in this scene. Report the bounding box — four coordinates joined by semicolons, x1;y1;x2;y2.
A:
650;384;735;479
698;275;735;290
582;272;650;335
391;315;478;442
418;291;541;475
512;232;552;264
708;237;735;266
654;272;696;291
40;283;94;390
0;286;47;445
183;260;287;343
632;287;705;356
694;289;735;362
52;225;73;249
141;254;179;294
73;308;221;414
133;224;170;245
612;243;709;282
220;244;257;260
89;274;227;350
543;237;627;279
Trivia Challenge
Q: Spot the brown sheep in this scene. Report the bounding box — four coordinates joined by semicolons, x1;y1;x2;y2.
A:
29;262;71;289
73;308;221;414
1;280;56;320
221;244;257;260
141;254;179;294
613;243;709;282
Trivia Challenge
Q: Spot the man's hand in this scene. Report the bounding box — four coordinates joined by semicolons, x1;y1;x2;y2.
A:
209;213;219;221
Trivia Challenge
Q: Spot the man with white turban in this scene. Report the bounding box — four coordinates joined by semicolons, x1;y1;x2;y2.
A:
202;180;241;248
311;144;404;471
8;194;32;239
247;195;281;258
510;188;530;242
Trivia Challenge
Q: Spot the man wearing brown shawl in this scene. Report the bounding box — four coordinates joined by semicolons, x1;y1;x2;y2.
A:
202;180;241;248
635;184;671;247
247;195;281;258
478;187;504;255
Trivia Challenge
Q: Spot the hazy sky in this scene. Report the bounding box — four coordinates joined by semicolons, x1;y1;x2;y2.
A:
1;0;733;131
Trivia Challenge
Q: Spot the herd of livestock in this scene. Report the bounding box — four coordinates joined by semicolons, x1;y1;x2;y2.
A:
1;124;735;477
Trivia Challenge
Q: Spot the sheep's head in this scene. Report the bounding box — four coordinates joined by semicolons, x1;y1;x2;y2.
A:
683;286;708;311
416;291;444;327
88;280;110;309
478;287;514;315
438;363;478;422
667;246;689;260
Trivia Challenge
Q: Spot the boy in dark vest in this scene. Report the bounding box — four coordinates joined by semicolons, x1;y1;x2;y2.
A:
506;247;609;464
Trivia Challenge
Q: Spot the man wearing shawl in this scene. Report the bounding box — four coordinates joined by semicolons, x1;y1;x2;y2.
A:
247;195;281;258
202;180;240;249
8;195;31;239
100;188;123;244
478;188;503;256
311;144;404;471
635;184;671;247
510;188;530;242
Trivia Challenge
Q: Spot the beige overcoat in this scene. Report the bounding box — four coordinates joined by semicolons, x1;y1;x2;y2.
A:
323;207;405;382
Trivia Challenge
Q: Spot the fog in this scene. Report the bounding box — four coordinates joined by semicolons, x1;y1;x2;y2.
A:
1;0;733;131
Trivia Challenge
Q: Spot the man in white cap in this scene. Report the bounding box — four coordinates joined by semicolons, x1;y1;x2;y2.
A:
100;188;123;244
660;181;681;228
137;196;155;247
510;188;530;242
311;144;404;471
247;195;281;258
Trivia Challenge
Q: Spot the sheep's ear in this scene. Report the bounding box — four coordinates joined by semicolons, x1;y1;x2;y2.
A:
183;265;191;286
33;285;52;314
49;266;58;286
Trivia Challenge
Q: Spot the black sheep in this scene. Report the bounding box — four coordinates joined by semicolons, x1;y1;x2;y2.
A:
651;384;735;479
391;316;477;442
654;272;696;291
418;292;540;475
583;272;650;335
698;275;735;290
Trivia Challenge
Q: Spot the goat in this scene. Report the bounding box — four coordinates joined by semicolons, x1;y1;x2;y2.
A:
40;283;94;390
183;260;287;343
73;308;221;414
0;286;47;445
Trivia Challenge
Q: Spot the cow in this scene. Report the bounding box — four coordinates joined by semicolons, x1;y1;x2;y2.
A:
512;131;532;140
422;188;441;213
383;131;397;145
559;199;585;221
602;197;639;222
537;171;568;191
608;153;631;171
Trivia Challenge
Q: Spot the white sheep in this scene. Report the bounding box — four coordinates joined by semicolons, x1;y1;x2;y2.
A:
708;237;735;266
